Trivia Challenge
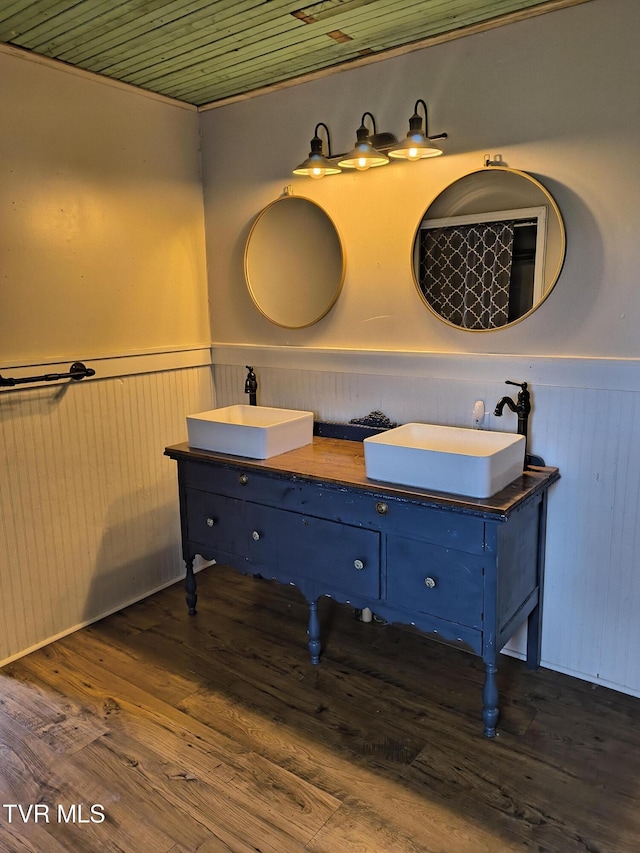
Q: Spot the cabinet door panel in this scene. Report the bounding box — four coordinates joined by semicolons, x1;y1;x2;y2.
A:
387;536;483;629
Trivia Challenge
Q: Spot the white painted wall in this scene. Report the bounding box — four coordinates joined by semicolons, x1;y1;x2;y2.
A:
1;45;210;364
0;47;213;664
201;0;639;358
200;0;640;696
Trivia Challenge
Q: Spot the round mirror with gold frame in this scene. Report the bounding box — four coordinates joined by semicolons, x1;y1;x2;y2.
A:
412;166;566;330
244;193;345;329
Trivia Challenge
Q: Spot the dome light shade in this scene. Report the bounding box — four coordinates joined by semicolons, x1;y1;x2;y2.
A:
293;123;341;178
388;100;445;160
337;113;389;170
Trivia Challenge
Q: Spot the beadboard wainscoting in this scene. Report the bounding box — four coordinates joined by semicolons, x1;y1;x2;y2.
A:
0;349;214;665
212;345;640;699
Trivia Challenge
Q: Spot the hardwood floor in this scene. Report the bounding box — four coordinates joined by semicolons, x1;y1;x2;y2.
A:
1;565;639;852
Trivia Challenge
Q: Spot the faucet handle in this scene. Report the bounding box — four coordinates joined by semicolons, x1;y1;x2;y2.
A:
505;380;527;390
245;365;258;397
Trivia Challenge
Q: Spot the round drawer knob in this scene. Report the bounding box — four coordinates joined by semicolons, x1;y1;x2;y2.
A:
353;559;365;570
252;530;261;541
238;474;249;485
206;517;215;527
375;501;389;515
424;577;436;589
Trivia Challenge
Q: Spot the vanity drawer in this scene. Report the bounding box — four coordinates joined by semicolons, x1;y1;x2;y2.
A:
386;536;484;629
185;489;243;551
183;461;286;503
184;488;278;565
182;460;384;531
379;502;486;555
282;513;380;598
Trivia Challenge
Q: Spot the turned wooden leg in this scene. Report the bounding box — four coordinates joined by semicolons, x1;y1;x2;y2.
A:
185;558;197;616
307;599;321;664
482;660;499;738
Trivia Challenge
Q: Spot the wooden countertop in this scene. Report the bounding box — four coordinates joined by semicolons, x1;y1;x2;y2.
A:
165;437;560;520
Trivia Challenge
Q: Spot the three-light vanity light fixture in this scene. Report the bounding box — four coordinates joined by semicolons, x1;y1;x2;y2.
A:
293;99;447;179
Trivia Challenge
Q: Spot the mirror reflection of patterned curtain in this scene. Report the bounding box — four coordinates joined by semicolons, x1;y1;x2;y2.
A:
419;221;515;329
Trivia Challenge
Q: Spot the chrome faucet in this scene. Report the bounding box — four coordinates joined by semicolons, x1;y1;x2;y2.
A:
244;365;258;406
494;380;531;465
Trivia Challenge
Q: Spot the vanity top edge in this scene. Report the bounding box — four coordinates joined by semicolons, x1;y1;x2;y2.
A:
165;437;559;519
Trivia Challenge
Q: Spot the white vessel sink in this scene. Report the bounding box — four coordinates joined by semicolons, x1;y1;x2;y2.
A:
364;423;526;498
186;404;314;459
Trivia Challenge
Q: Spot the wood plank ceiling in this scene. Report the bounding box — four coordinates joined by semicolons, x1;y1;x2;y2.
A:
1;0;590;107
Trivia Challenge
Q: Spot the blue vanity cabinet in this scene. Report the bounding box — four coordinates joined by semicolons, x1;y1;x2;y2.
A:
165;437;559;737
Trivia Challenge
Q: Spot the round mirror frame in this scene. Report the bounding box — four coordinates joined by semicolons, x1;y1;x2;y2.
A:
244;193;345;329
411;166;566;331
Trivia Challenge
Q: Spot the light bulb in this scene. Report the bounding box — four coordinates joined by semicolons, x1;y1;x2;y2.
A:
355;157;369;171
310;167;324;179
408;147;420;161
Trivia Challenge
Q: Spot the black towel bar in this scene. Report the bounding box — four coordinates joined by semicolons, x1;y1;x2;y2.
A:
0;361;95;388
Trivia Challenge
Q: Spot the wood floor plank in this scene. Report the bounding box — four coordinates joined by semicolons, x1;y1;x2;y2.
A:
166;842;251;853
0;704;178;853
520;705;640;779
2;565;639;852
68;735;321;853
11;641;341;851
81;619;209;707
0;816;70;853
0;667;109;755
180;684;536;853
305;803;529;853
86;597;432;775
0;711;73;853
406;718;640;851
154;613;432;769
